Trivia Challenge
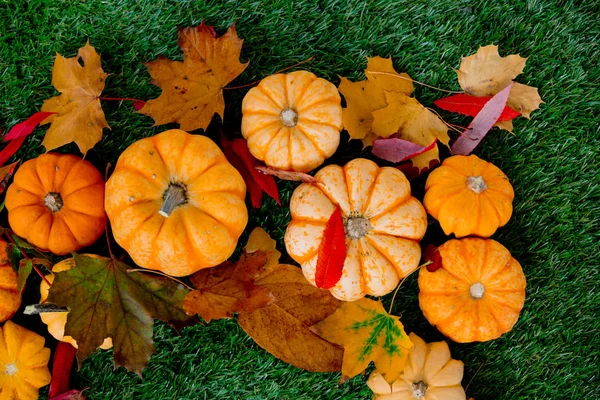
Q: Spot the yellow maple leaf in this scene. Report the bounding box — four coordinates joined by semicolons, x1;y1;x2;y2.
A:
372;91;449;171
311;297;413;383
139;22;248;131
40;41;109;155
456;44;543;127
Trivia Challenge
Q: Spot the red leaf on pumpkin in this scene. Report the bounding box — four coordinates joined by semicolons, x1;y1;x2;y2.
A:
372;138;436;163
451;83;513;155
220;132;264;208
49;342;77;398
255;166;317;183
232;139;281;205
422;244;442;273
434;93;520;122
3;111;57;141
315;207;347;289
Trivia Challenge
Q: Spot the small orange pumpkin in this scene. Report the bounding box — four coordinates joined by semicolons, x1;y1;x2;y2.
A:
0;321;51;400
423;154;514;237
368;333;466;400
105;129;248;277
418;238;526;342
285;158;427;301
241;70;342;172
0;241;19;323
39;256;112;350
5;153;106;255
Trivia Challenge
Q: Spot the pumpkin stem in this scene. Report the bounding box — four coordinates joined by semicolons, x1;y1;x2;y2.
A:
280;108;298;127
4;363;18;376
470;282;485;299
412;381;427;399
345;216;372;239
467;175;487;194
159;183;187;217
44;192;63;212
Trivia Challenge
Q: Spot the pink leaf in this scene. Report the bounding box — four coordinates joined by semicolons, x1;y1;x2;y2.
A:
372;138;436;163
451;83;513;155
3;111;57;141
434;94;520;122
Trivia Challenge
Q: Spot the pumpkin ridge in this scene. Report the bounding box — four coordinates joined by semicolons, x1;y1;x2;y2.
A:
290;73;317;107
364;234;415;278
60;182;105;204
185;159;221;186
297;116;341;130
262;126;286;160
188;196;240;237
431;296;468;327
257;83;285;109
119;209;157;247
354;240;367;294
115;165;164;189
244;118;280;139
294;125;329;157
360;169;382;217
481;295;523;312
54;212;84;246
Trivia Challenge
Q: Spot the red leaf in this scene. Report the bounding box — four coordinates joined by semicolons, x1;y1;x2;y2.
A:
3;111;57;142
132;100;146;111
0;137;26;167
0;161;18;196
49;389;88;400
232;139;281;205
99;97;146;111
422;244;443;272
434;94;520;122
315;207;347;289
220;133;263;208
255;166;317;183
49;342;77;398
397;159;439;181
372;138;436;163
451;83;513;156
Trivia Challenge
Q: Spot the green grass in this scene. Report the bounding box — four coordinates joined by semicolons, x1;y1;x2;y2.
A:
1;0;599;399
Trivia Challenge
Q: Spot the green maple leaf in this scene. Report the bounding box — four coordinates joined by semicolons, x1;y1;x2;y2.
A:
47;254;189;377
311;297;413;383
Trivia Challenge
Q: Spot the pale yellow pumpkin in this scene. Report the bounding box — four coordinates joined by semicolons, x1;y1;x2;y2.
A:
39;256;112;350
367;333;466;400
285;158;427;301
241;70;342;172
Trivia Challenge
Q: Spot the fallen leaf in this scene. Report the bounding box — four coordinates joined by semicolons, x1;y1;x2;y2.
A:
451;83;513;155
422;244;442;273
17;259;32;295
49;389;88;400
372;91;449;171
237;228;343;372
0;161;18;195
139;22;248;131
434;94;520;121
396;160;439;181
315;207;346;289
255;166;317;183
40;42;109;155
311;297;413;383
47;254;189;377
220;133;263;208
0;140;25;167
3;111;57;142
49;342;77;398
232;139;280;205
372;138;436;163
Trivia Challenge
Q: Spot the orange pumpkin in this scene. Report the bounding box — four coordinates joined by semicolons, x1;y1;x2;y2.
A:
0;241;19;323
368;333;466;400
418;238;526;342
285;158;427;301
0;321;51;400
5;153;106;255
105;129;248;277
39;256;112;350
423;154;514;237
241;70;342;172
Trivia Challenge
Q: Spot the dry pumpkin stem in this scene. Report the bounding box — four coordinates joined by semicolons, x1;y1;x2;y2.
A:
224;56;315;90
159;183;188;217
43;192;63;212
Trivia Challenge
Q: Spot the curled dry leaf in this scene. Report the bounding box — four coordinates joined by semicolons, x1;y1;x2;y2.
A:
139;22;248;131
422;244;443;273
41;42;109;155
255;166;317;183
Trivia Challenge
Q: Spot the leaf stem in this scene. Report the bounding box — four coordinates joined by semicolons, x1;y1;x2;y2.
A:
387;261;431;314
367;71;464;94
127;269;194;290
3;232;51;286
224;56;315;90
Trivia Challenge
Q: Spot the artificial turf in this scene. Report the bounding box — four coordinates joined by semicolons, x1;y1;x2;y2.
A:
1;0;599;399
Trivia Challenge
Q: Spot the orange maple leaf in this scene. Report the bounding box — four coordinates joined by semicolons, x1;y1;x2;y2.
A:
40;41;109;155
139;22;248;131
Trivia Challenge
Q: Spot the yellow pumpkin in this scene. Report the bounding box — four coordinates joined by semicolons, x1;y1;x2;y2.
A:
39;256;112;350
368;333;466;400
423;154;514;238
0;241;19;324
0;321;51;400
105;129;248;277
5;153;107;255
241;70;342;172
419;238;526;342
285;158;427;301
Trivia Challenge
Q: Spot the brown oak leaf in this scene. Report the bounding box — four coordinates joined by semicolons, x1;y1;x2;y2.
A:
139;22;248;131
40;42;109;155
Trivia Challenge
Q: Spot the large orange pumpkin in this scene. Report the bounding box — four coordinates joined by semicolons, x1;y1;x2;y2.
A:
285;158;427;301
0;241;19;323
5;153;106;255
0;321;51;400
39;256;112;350
241;70;342;172
418;238;526;342
423;154;514;237
105;129;248;277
